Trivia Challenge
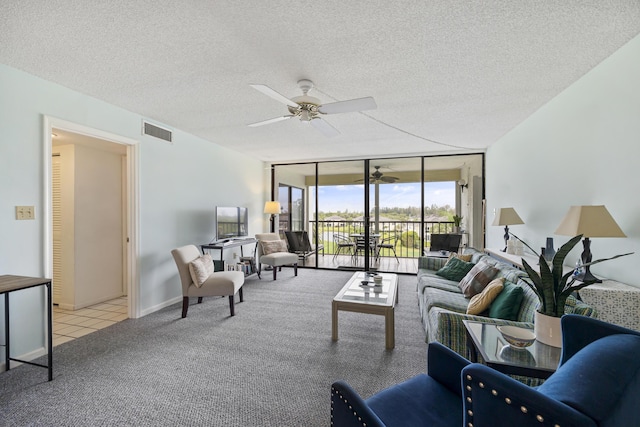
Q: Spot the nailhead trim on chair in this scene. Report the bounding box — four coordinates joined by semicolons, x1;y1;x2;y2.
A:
331;386;367;427
463;374;558;427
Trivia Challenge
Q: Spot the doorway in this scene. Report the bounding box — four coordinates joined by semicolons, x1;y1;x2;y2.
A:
43;117;139;319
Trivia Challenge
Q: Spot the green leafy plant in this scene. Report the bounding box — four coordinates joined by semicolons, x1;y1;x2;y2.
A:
511;233;632;317
452;215;463;227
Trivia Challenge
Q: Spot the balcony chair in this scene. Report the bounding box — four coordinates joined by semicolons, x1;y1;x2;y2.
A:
429;233;462;253
284;230;324;265
353;235;378;262
331;314;640;427
171;245;244;317
376;233;399;262
255;233;298;280
333;233;355;261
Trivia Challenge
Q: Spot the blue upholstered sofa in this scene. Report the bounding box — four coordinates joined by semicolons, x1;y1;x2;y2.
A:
417;248;596;357
332;315;640;426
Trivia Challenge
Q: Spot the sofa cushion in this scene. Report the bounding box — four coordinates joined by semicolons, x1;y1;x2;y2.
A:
466;277;505;315
424;287;469;313
448;252;472;263
489;281;524;320
435;257;474;282
367;374;463;427
418;270;461;294
458;261;500;298
188;253;214;287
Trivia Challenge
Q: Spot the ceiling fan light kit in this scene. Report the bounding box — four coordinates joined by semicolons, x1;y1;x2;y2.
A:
248;79;376;137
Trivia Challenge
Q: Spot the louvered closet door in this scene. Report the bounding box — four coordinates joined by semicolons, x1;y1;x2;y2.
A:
52;155;63;304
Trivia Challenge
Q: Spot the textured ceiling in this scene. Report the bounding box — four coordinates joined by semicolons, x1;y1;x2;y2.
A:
2;1;639;163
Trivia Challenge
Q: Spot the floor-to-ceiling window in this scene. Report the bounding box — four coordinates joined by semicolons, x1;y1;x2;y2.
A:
271;153;484;274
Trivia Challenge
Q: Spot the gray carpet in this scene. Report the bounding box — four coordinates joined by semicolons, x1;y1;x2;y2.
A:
0;269;427;426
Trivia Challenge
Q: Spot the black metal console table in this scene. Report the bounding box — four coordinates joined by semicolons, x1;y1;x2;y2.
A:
0;275;53;381
201;238;257;261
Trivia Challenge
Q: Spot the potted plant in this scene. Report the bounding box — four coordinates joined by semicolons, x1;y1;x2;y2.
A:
452;215;463;233
510;233;632;347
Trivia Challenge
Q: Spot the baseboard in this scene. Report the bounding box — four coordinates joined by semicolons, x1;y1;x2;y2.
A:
139;295;181;317
57;292;126;311
0;346;46;373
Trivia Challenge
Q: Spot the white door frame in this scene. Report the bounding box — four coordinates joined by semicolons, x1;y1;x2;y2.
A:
42;116;141;319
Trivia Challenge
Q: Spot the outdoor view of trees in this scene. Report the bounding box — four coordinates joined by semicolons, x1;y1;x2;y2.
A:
316;204;455;221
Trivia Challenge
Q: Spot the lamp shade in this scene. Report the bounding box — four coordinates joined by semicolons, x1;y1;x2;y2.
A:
492;208;524;226
264;201;281;215
555;205;626;238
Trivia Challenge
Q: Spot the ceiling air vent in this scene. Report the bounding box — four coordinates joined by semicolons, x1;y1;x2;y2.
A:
142;121;172;143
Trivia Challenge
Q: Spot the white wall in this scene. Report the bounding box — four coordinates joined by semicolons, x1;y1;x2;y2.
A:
0;64;265;360
486;34;640;287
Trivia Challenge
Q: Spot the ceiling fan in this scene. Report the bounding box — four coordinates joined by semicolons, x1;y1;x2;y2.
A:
248;79;376;138
356;166;399;183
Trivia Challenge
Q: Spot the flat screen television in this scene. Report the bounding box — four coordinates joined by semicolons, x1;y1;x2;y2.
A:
216;207;248;240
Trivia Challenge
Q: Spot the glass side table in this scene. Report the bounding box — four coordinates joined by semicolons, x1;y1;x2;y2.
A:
463;320;561;379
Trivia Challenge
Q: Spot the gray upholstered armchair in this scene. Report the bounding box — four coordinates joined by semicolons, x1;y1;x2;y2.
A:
171;245;245;317
255;233;298;280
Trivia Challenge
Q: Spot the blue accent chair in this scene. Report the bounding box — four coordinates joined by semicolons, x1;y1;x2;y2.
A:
331;315;640;427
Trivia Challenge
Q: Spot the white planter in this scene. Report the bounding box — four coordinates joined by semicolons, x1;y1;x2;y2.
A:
534;311;562;348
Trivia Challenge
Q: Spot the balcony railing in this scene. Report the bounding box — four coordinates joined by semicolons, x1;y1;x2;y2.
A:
310;220;456;259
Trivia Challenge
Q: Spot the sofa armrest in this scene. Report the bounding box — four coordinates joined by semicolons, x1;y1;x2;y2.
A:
431;308;534;357
331;381;386;427
462;364;595;427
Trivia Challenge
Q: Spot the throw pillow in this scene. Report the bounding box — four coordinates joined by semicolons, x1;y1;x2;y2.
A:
489;281;524;321
188;253;214;287
447;252;473;263
466;277;505;315
458;261;500;298
435;257;475;282
260;239;288;255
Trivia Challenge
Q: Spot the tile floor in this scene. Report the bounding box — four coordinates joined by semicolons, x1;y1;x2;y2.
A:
52;296;128;347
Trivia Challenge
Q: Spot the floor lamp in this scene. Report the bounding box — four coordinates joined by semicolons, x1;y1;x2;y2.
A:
492;207;524;252
555;205;627;283
264;201;280;233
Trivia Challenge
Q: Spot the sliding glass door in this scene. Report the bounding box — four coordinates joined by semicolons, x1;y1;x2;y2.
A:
271;153;484;273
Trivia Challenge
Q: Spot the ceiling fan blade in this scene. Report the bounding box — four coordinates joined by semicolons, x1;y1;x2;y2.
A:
310;117;340;138
248;115;294;127
318;96;377;115
249;84;300;108
380;176;398;183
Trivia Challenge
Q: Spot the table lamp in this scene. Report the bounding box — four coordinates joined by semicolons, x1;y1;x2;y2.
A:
555;205;626;283
492;208;524;252
264;201;281;232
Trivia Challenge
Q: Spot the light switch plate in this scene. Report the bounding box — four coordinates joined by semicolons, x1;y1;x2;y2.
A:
16;205;35;220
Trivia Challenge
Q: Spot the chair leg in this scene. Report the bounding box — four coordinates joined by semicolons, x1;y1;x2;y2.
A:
228;295;235;316
294;263;298;276
273;267;277;280
181;297;189;318
239;287;244;302
197;297;203;304
257;263;262;279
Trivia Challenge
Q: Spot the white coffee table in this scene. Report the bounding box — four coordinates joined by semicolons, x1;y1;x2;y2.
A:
332;271;398;349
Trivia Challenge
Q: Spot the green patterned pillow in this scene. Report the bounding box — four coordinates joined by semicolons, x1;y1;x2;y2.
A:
489;281;524;320
435;257;474;282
